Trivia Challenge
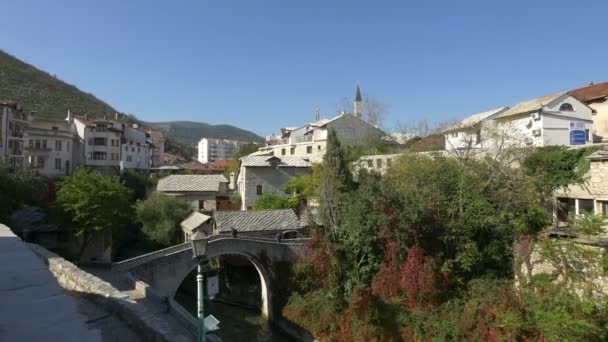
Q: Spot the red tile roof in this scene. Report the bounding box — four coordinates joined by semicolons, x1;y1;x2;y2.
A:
0;101;19;109
212;160;230;168
569;82;608;103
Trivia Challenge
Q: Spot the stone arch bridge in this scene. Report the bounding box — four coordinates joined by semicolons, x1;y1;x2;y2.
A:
113;236;308;320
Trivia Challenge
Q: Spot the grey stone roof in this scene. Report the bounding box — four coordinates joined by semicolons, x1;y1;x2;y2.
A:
443;107;509;132
240;155;312;168
494;92;566;119
214;209;304;233
180;212;212;232
157;174;228;192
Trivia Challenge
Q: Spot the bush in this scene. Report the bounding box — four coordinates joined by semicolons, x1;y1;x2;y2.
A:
135;192;191;246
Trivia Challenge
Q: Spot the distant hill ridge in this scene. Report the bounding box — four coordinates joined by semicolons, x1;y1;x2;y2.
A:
0;49;263;144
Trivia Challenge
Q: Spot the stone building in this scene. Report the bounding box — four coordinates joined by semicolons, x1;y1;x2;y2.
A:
156;174;229;211
236;153;311;210
443;107;509;151
180;211;213;241
0;101;29;171
569;82;608;142
261;86;385;163
554;150;608;226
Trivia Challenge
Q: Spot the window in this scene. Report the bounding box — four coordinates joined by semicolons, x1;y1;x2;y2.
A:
578;199;594;214
35;140;41;149
55;158;61;170
387;158;392;167
600;201;608;218
29;139;33;148
88;152;92;160
92;152;107;160
36;156;45;169
95;124;107;132
281;148;286;155
290;147;295;155
559;103;574;112
376;159;383;168
256;185;263;195
55;140;62;151
475;130;482;144
125;145;128;151
67;141;70;152
367;159;373;168
126;155;133;162
42;140;47;149
585;129;591;142
318;145;322;151
557;198;575;222
306;146;312;154
93;137;107;146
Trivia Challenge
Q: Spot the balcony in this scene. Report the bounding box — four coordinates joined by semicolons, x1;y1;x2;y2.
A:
9;131;24;139
9;148;23;156
25;146;52;153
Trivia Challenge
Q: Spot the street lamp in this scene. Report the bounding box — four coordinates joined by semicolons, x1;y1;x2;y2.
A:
190;232;209;342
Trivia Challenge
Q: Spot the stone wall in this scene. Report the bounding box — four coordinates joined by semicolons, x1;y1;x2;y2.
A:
586;159;608;196
28;243;193;342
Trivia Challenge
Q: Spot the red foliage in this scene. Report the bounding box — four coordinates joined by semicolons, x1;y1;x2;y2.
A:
301;236;337;287
332;288;380;342
400;245;438;309
371;241;402;299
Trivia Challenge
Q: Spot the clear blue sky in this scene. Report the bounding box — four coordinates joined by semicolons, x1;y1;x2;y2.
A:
2;0;608;136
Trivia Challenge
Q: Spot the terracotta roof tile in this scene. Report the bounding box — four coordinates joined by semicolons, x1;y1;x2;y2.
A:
569;82;608;103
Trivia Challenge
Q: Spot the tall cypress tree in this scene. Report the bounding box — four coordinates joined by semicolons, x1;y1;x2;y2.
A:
319;129;354;239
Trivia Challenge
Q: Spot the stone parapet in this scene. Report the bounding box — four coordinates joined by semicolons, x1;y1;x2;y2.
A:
28;243;194;342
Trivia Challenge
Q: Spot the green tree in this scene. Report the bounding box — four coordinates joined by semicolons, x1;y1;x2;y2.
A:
120;170;153;200
135;192;191;246
252;194;293;210
56;169;133;259
319;129;355;238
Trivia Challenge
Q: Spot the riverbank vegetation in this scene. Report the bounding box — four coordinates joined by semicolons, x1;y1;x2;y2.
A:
283;131;608;341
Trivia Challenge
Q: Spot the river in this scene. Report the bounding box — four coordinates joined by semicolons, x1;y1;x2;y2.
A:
174;292;294;342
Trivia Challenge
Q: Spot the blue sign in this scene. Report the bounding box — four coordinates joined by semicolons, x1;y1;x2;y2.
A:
570;130;586;145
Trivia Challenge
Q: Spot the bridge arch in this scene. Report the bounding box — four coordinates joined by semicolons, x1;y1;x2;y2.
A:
115;237;306;321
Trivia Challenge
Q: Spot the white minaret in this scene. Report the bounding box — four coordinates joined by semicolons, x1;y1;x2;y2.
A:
354;85;363;119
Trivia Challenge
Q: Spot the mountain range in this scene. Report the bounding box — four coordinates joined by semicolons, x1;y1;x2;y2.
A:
0;49;263;145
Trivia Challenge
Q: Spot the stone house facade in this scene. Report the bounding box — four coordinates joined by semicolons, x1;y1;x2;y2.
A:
236;154;311;210
156;174;229;211
24;116;76;177
554;150;608;227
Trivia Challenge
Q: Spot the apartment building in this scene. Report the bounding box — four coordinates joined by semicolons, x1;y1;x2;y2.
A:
24;116;76;177
0;101;29;171
197;138;241;164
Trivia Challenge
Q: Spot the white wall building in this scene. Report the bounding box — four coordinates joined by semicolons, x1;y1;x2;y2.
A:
443;107;509;151
444;93;594;153
493;93;594;147
198;138;241;164
24;117;76;177
120;124;152;170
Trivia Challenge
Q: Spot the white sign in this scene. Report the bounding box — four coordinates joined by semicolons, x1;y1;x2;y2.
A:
207;275;219;297
570;121;585;130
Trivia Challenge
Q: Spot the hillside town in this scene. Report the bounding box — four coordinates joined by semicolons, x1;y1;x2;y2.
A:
3;2;608;340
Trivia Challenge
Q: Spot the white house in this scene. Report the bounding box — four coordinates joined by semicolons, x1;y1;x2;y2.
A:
71;114;123;173
236;153;311;210
443;107;509;151
120;124;152;171
197;138;242;164
493;93;594;147
24;116;76;177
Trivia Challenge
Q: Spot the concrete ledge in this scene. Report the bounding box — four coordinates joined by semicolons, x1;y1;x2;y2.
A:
28;243;193;342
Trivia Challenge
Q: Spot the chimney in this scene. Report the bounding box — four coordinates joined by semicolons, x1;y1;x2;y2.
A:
115;112;119;120
66;110;72;123
229;172;236;190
